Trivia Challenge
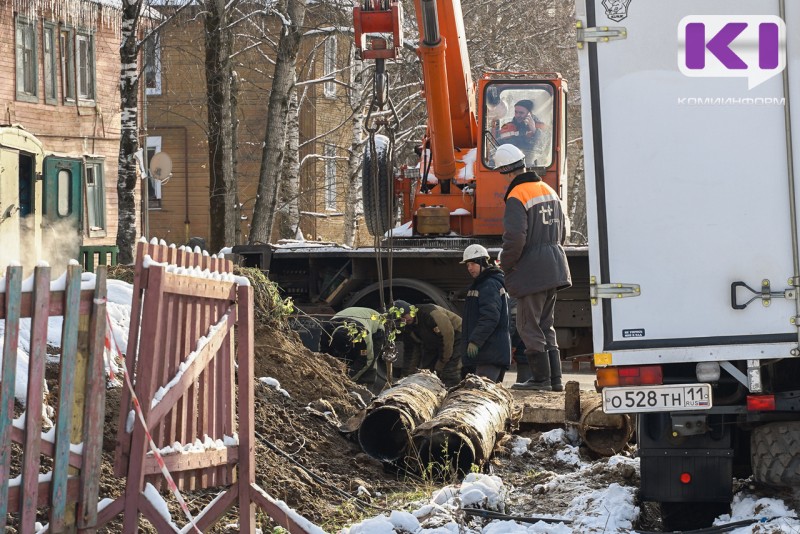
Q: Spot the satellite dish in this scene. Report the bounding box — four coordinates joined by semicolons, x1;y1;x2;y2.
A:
149;152;173;184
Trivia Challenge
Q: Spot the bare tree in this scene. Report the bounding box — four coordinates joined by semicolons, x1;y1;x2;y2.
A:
277;87;301;239
117;0;145;263
343;51;367;246
249;0;307;245
203;0;240;251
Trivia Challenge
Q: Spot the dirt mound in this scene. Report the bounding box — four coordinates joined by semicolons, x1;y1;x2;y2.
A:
253;325;361;418
251;324;420;528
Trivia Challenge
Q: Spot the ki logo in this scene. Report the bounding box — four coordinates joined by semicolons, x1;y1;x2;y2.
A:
678;15;786;89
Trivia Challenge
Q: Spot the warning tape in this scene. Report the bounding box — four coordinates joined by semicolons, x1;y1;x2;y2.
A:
104;310;203;534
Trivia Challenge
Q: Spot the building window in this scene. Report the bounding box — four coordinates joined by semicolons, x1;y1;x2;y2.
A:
85;160;106;235
144;33;162;95
43;22;57;104
323;35;337;98
147;137;162;208
15;16;38;102
60;27;75;102
76;31;95;101
324;144;337;210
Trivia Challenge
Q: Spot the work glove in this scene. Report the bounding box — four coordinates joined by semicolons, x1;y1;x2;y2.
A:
466;342;479;359
434;359;446;373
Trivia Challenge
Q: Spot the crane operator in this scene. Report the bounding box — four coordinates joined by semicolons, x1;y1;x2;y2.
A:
498;99;546;166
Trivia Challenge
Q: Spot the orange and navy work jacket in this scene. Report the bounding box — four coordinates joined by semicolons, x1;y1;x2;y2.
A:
501;171;571;298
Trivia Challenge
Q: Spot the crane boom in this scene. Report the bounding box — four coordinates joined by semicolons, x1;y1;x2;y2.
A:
414;0;477;152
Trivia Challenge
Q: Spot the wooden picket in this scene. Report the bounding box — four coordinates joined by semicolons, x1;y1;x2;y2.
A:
108;241;314;533
0;264;108;534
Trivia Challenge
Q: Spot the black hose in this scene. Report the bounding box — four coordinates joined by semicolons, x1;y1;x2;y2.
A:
462;507;572;524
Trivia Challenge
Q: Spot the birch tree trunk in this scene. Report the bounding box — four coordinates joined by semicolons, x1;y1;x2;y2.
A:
343;52;366;247
277;86;300;240
116;0;143;264
248;0;306;245
204;0;238;252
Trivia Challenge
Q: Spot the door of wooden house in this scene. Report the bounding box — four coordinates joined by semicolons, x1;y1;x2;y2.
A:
43;156;83;248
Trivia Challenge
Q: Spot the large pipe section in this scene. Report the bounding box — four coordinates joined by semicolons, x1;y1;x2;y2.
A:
411;375;513;477
358;372;447;462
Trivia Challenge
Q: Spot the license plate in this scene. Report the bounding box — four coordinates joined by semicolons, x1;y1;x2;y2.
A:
602;384;712;414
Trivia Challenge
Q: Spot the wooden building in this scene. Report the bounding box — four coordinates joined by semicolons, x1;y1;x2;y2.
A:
0;0;142;270
145;5;370;247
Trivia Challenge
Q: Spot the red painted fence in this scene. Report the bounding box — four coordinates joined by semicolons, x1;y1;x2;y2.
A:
104;241;315;533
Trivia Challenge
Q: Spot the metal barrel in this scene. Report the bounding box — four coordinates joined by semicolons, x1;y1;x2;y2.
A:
358;372;447;462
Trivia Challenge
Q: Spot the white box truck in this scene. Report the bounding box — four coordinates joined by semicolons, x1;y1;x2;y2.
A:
577;0;800;517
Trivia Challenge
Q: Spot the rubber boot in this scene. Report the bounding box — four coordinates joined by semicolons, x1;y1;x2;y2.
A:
515;351;532;384
548;348;563;392
511;351;551;391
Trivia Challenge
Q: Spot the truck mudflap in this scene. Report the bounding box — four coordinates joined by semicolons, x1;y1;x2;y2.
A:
637;413;733;502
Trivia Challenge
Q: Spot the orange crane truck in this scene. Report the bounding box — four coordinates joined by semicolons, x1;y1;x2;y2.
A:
235;0;591;362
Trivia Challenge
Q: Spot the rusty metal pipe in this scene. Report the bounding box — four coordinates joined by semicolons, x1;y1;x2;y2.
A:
358;372;447;462
579;398;634;456
411;375;514;477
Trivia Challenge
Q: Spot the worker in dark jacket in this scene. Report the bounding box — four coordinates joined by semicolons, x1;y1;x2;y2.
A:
459;244;512;383
320;307;386;393
494;144;571;391
395;300;463;387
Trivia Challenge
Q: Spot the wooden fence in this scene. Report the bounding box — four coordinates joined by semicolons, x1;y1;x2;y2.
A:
105;241;314;533
0;244;316;533
0;264;108;533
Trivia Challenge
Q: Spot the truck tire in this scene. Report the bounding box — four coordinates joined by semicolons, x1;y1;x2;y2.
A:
344;278;454;312
363;134;393;237
751;422;800;486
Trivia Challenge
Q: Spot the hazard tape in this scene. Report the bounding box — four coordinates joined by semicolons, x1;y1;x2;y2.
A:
104;310;203;534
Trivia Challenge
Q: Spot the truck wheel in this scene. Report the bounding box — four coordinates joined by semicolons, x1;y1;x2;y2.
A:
751;422;800;486
363;134;393;237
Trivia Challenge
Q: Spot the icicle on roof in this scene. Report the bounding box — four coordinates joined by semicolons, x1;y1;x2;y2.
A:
13;0;123;35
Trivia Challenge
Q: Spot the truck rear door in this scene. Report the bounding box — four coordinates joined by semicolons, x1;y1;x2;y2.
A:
577;0;800;364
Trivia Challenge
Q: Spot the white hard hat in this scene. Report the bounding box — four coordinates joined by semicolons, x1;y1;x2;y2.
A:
493;144;526;174
461;244;490;264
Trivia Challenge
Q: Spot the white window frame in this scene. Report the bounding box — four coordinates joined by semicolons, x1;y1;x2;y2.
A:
147;136;163;208
85;159;106;236
145;33;162;96
76;30;95;102
323;35;337;98
324;144;337;210
15;15;38;103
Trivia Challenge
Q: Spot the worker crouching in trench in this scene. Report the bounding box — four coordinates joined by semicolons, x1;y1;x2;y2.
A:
394;300;463;388
320;307;386;395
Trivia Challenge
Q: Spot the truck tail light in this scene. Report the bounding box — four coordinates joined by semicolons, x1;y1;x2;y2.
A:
747;395;776;411
680;472;692;484
596;365;663;387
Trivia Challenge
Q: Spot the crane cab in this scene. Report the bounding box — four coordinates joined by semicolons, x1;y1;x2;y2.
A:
396;74;568;238
471;74;568;236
